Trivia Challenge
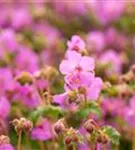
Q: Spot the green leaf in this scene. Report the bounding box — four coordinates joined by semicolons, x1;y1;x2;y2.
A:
101;125;120;145
29;105;66;123
76;101;101;119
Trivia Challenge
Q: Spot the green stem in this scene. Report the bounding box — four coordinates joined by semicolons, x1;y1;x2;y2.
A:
84;94;87;107
39;141;45;150
133;129;135;150
17;130;22;150
72;144;76;150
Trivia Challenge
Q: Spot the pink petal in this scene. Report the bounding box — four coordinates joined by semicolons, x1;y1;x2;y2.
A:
53;93;68;105
66;51;81;62
59;60;76;75
87;77;103;100
80;56;95;72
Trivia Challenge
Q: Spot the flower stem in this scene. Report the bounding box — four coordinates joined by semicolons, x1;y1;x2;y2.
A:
39;141;45;150
72;144;76;150
103;144;107;150
132;129;135;150
17;130;22;150
84;94;87;107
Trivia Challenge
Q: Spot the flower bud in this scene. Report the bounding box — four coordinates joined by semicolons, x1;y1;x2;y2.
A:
119;71;134;83
64;128;80;146
43;92;53;104
83;119;99;134
23;119;33;133
41;66;59;80
68;90;77;103
53;119;66;135
81;49;89;56
64;136;72;145
15;72;34;85
11;117;33;134
97;130;109;144
78;86;86;95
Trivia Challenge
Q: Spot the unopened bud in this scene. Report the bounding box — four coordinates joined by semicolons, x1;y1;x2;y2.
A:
97;130;109;144
43;92;53;104
23;120;33;133
83;119;99;134
64;128;80;146
81;49;89;56
53;119;66;135
11;118;33;134
68;90;77;103
64;136;72;145
15;72;34;85
78;86;86;95
41;66;59;80
119;71;134;83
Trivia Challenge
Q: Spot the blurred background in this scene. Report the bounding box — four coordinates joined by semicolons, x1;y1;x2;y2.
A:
0;1;135;150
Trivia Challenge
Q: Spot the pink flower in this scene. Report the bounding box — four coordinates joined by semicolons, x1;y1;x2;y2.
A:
14;84;40;109
125;96;135;126
0;29;17;58
67;35;86;52
65;71;103;100
64;71;94;90
31;119;54;141
60;51;94;75
99;50;122;74
53;92;78;110
11;8;32;30
0;144;14;150
0;68;14;96
15;47;39;73
0;97;10;119
87;31;105;52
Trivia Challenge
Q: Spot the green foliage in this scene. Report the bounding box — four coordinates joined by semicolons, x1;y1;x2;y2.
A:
101;125;120;145
29;105;66;123
78;101;101;117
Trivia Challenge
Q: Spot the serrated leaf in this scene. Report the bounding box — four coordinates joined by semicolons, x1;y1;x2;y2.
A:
101;125;120;145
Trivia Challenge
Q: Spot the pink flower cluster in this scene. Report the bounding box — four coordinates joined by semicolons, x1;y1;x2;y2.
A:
54;36;103;109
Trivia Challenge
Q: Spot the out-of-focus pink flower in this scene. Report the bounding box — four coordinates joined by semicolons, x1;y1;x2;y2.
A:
78;143;89;150
52;1;87;17
0;144;14;150
99;50;122;74
89;0;125;25
35;78;48;92
0;68;14;96
101;97;126;120
14;84;40;109
0;97;10;119
87;31;105;52
125;96;135;126
0;29;17;58
60;51;94;75
34;22;61;47
11;8;32;30
105;28;127;50
31;119;54;141
67;35;86;52
15;47;39;73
